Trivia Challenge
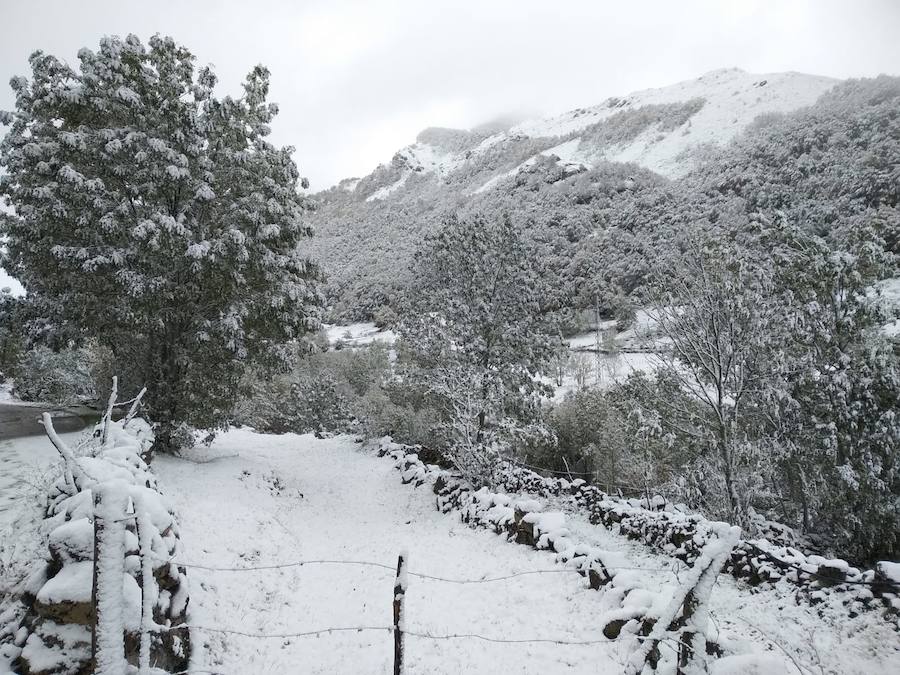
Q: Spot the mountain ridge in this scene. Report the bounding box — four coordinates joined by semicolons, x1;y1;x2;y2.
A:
307;67;854;321
319;67;837;203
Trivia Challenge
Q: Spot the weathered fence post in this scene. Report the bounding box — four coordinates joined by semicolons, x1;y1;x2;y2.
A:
91;491;100;673
393;551;408;675
100;376;118;447
91;484;129;675
623;525;741;674
136;501;155;674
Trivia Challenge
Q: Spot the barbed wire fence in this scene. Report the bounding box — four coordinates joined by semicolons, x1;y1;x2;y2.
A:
86;498;896;675
98;537;638;675
87;496;783;675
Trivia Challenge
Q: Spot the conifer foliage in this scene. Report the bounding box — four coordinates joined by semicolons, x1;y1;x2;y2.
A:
0;34;322;450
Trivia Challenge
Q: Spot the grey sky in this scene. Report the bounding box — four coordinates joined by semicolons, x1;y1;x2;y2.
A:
1;0;899;194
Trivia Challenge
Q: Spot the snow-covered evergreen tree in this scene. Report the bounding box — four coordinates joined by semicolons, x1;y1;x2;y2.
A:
765;220;900;560
0;34;322;450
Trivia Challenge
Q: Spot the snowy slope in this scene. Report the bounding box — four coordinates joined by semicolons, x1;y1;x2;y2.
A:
508;68;836;178
348;68;836;202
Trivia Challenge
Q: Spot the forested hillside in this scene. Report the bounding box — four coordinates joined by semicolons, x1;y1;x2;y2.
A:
309;69;898;327
295;69;900;564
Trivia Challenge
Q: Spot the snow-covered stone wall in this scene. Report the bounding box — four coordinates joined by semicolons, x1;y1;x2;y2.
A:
378;439;900;624
0;419;190;674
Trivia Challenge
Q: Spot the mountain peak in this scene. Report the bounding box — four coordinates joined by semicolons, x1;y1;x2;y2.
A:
338;68;837;204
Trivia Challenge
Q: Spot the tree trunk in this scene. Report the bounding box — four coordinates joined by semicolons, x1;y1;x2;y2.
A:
475;409;486;445
717;425;741;525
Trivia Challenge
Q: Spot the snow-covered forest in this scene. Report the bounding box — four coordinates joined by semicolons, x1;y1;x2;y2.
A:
0;5;899;675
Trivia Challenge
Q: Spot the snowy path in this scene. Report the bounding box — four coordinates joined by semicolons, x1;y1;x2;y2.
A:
156;429;900;675
156;430;623;674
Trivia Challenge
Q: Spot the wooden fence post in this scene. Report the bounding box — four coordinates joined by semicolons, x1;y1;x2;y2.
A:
90;490;101;673
136;502;155;674
393;552;407;675
91;485;129;675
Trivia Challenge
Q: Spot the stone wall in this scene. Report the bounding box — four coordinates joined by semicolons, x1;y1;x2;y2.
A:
1;419;190;674
379;439;900;624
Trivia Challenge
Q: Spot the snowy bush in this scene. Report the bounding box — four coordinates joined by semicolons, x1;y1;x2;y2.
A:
235;342;396;436
14;347;98;406
11;342;120;407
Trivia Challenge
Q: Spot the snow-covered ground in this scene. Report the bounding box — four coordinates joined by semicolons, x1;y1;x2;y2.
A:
0;429;86;617
0;431;84;531
324;322;396;348
155;430;898;674
549;352;659;402
156;429;624;673
549;499;900;675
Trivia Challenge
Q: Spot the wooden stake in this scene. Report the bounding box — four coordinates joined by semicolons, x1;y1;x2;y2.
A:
90;491;101;673
393;553;407;675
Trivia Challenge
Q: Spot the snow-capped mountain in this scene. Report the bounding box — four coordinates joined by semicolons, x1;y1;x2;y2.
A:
328;68;836;203
308;68;846;322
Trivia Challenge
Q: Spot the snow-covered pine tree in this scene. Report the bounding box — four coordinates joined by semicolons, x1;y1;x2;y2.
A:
765;220;900;561
0;34;322;451
398;212;563;483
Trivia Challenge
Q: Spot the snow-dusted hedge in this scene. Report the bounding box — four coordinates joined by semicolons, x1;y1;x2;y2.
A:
379;439;900;622
1;419;190;674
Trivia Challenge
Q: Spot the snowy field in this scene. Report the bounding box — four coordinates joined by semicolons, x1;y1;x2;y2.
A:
324;322;395;348
155;430;899;674
156;429;623;674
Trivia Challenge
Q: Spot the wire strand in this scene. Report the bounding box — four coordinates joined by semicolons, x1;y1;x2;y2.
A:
156;556;677;579
162;623;610;645
164;624;392;640
403;629;609;645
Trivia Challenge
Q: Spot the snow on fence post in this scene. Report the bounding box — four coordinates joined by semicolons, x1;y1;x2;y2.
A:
136;500;157;674
40;412;88;486
91;483;130;675
100;376;118;447
393;551;408;675
123;386;148;428
624;524;741;674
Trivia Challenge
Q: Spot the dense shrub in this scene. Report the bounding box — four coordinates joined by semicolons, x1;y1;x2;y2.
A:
14;346;100;405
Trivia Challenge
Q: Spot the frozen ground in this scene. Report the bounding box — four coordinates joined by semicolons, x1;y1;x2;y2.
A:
0;429;86;619
0;431;83;531
324;322;396;348
156;429;623;674
547;498;900;675
155;430;898;674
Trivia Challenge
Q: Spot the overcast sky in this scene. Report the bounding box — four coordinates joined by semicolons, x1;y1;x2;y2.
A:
1;0;899;194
